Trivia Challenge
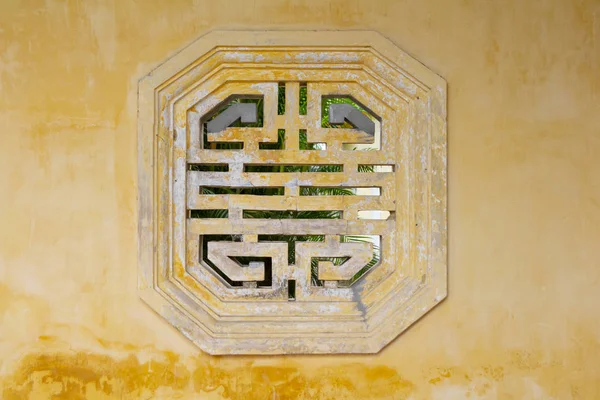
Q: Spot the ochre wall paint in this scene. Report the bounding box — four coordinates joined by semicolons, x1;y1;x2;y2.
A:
0;0;598;398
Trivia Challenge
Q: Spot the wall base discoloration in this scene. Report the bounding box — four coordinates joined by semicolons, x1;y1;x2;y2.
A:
2;337;599;399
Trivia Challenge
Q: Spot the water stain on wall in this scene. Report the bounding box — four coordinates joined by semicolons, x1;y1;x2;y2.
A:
1;344;414;399
2;335;599;399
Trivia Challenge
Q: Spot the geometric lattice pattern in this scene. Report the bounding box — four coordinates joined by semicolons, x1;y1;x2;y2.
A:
138;31;447;354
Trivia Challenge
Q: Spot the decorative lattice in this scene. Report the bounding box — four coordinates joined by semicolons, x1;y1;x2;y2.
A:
138;31;447;354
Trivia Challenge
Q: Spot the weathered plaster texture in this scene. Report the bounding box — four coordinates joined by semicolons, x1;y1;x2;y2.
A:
0;0;599;398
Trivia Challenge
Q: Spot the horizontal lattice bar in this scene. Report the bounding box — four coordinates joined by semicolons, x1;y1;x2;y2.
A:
187;171;395;189
187;194;396;211
188;218;394;235
187;149;396;165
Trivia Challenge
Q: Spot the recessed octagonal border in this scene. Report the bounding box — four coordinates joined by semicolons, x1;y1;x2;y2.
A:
138;30;447;354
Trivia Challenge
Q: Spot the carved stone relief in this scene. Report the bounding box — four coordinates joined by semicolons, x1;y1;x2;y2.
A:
138;31;447;354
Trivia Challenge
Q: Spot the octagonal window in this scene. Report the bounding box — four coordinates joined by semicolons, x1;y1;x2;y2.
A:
138;31;447;354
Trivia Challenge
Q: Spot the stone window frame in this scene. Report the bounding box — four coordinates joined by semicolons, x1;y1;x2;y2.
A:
138;30;447;354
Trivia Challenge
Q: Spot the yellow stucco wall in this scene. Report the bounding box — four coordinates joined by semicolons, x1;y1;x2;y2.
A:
0;0;598;398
